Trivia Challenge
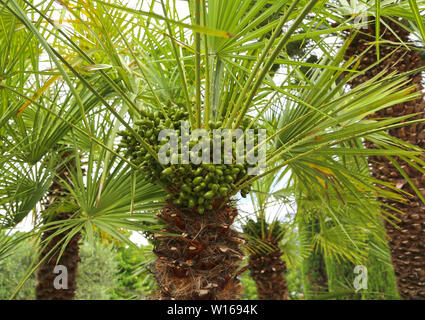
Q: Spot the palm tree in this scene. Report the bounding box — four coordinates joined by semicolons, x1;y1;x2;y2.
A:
242;174;289;300
1;111;165;299
266;41;412;300
2;0;425;300
0;1;166;299
117;1;419;299
40;0;326;299
343;16;425;299
34;150;82;300
240;2;425;300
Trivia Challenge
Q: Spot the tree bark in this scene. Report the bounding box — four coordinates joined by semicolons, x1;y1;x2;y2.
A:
345;18;425;299
152;201;244;299
248;244;288;300
36;152;81;300
35;211;81;300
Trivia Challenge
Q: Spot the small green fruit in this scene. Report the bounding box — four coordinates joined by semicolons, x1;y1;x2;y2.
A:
204;191;215;199
193;176;203;185
161;167;173;176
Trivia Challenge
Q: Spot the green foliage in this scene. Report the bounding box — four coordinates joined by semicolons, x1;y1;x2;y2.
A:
109;245;157;300
286;265;303;300
239;272;258;300
324;227;399;300
0;235;37;300
299;216;329;299
301;218;400;300
242;218;286;242
324;256;362;300
301;248;329;299
2;0;425;302
0;234;157;300
298;197;400;300
74;243;119;300
360;234;400;300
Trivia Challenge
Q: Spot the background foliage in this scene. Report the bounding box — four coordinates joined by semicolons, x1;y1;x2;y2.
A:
0;233;157;300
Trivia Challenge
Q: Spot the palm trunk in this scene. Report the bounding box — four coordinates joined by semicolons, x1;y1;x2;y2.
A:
35;212;81;300
36;152;81;300
248;244;288;300
152;201;245;300
345;19;425;299
242;218;288;300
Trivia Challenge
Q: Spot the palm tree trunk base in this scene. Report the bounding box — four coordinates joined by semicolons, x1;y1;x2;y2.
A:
152;201;244;300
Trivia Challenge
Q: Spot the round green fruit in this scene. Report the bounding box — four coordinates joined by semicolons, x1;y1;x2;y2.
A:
204;191;215;199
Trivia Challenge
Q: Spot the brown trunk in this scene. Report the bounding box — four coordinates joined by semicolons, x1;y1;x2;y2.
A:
152;201;244;300
345;19;425;299
248;245;288;300
36;152;81;300
35;211;81;300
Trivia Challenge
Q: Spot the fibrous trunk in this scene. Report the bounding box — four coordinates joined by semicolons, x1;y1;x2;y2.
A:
248;244;288;300
345;19;425;299
152;201;244;300
35;211;81;300
36;152;81;300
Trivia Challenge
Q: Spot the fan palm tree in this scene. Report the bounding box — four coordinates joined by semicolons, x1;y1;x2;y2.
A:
263;39;415;300
225;4;425;300
242;174;289;300
2;0;425;300
340;9;425;298
1;108;166;299
0;1;166;299
283;41;404;300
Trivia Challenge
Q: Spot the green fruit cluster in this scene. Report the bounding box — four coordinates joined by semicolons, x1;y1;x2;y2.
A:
118;105;259;214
